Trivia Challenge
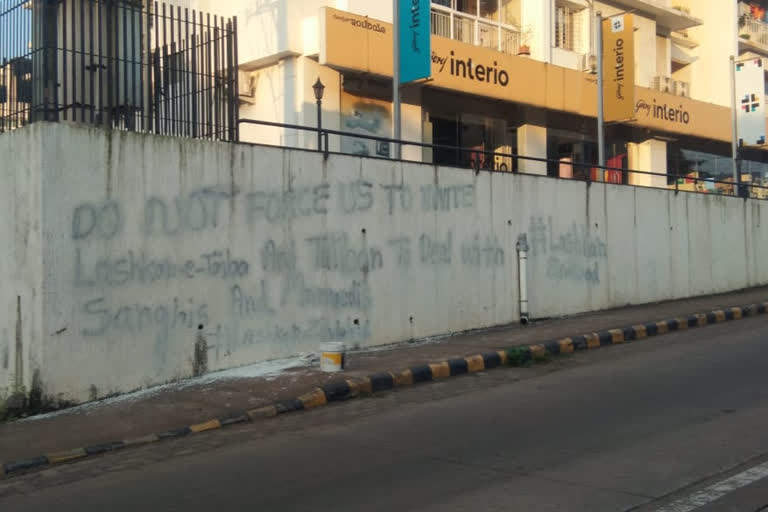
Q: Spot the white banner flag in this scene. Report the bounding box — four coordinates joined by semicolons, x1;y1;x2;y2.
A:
736;58;766;147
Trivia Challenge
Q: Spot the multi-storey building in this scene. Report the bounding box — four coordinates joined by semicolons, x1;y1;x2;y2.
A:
68;1;768;187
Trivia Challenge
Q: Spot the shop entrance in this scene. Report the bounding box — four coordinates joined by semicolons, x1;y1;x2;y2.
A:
430;112;517;171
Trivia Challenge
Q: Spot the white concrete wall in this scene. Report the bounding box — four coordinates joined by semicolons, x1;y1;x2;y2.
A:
0;126;44;406
4;122;768;406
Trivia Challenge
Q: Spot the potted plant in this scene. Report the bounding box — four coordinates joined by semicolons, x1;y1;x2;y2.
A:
518;26;532;56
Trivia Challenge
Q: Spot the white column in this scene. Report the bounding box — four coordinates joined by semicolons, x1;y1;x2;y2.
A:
401;103;423;162
517;124;548;175
521;0;551;62
627;139;668;188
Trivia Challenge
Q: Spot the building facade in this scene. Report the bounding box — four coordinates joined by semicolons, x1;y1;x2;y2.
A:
174;1;768;189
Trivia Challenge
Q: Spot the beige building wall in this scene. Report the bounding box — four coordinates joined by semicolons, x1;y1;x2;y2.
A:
688;0;738;107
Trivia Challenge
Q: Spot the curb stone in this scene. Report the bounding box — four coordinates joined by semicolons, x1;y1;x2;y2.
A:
2;301;766;480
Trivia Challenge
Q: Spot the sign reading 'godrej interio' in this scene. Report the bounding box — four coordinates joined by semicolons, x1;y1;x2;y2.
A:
602;14;635;122
399;0;431;83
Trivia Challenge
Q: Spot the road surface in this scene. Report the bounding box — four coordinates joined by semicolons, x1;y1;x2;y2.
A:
3;316;768;511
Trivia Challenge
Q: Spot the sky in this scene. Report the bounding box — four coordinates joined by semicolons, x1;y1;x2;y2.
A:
1;0;32;63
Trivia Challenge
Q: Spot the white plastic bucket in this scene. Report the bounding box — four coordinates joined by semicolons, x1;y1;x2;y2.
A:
320;342;346;372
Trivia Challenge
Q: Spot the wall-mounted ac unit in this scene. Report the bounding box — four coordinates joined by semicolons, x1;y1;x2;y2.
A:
652;75;673;93
674;80;690;97
238;71;256;98
237;71;259;106
580;53;596;73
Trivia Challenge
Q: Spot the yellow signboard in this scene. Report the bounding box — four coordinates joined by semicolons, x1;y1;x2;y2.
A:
320;7;731;143
602;14;635;122
631;87;729;142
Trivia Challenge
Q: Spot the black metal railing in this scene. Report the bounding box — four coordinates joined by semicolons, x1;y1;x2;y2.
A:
239;118;768;201
1;0;238;141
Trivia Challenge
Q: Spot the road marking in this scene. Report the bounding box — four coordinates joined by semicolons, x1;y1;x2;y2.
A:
656;460;768;512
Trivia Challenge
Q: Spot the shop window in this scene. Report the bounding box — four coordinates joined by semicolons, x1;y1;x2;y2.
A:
547;132;598;180
667;144;733;191
430;112;515;171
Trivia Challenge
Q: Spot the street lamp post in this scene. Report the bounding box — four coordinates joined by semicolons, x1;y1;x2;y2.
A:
313;78;325;152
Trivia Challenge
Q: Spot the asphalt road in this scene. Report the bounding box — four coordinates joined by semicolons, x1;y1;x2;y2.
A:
3;316;768;511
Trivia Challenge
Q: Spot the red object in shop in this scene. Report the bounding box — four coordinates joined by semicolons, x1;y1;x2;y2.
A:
591;154;625;183
751;4;766;21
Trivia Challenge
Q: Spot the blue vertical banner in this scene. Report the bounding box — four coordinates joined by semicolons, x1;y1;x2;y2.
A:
399;0;431;84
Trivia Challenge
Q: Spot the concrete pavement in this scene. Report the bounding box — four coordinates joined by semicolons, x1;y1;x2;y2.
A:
3;286;768;468
2;314;768;511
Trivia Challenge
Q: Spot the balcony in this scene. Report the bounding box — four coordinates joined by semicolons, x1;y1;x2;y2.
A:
740;17;768;53
431;8;521;56
603;0;702;30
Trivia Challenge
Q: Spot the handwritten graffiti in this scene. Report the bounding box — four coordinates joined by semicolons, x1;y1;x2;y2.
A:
529;216;606;284
305;233;384;273
69;176;496;362
144;186;238;236
239;317;371;347
75;248;249;287
419;232;453;264
461;234;505;266
421;184;475;212
81;296;209;337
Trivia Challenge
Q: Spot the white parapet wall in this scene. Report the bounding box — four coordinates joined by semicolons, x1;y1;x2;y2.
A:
2;122;768;406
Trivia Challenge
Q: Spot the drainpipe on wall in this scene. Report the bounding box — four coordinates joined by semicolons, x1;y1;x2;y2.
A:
516;234;530;325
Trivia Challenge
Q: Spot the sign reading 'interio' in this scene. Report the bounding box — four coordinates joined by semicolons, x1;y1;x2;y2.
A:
602;14;635;123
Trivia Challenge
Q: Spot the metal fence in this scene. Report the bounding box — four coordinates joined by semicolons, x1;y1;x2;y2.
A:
239;118;768;202
0;0;238;141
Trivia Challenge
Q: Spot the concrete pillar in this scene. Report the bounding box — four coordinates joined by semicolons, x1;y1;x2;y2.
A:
627;139;668;188
401;103;423;162
521;0;552;62
517;124;547;175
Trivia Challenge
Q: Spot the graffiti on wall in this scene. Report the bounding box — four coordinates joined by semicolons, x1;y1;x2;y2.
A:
528;216;607;284
341;92;392;158
68;177;509;376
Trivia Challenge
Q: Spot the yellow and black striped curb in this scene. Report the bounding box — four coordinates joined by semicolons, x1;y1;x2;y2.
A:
2;302;766;479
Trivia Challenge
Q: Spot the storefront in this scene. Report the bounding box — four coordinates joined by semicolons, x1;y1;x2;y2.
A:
318;6;761;188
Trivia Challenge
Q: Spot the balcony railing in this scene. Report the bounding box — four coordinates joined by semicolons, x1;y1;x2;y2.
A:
431;8;521;56
740;17;768;49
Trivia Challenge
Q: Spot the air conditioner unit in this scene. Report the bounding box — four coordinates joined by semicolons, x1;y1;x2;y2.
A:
674;80;690;98
580;53;596;73
652;75;673;93
238;71;256;97
238;71;257;104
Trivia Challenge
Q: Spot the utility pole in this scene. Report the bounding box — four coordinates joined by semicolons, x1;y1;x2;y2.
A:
596;11;605;180
730;55;741;195
393;0;402;160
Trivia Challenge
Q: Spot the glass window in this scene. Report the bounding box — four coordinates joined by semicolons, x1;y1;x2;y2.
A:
456;0;477;16
432;0;451;8
431;112;515;171
479;0;498;21
500;0;521;27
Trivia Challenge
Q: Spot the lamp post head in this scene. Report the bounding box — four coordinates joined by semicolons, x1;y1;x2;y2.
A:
313;78;325;102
